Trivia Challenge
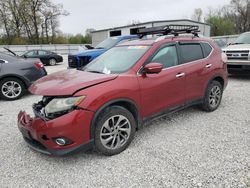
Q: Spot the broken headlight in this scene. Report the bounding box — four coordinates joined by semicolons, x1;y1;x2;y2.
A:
44;96;86;115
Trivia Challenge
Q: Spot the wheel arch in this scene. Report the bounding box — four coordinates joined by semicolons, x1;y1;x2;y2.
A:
90;98;142;139
0;74;29;89
203;74;225;97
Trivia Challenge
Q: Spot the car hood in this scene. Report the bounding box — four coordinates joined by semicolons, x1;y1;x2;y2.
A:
71;49;106;56
29;69;118;96
223;44;250;51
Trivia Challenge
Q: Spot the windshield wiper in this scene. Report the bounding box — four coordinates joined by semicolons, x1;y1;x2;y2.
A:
230;42;244;45
87;70;104;74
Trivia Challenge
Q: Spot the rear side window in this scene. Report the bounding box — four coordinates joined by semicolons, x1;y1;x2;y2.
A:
201;43;213;57
179;43;203;63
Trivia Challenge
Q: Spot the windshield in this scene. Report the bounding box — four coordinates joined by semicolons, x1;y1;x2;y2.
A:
85;46;149;74
95;37;120;49
234;32;250;44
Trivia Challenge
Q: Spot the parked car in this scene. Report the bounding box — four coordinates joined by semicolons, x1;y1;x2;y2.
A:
68;35;139;69
0;52;47;100
18;25;228;156
21;50;63;66
222;32;250;73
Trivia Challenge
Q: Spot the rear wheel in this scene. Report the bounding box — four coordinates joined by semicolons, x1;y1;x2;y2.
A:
94;106;136;156
0;77;25;100
200;80;223;112
49;58;57;66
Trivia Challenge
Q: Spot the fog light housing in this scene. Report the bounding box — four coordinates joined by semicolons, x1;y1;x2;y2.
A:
53;137;73;146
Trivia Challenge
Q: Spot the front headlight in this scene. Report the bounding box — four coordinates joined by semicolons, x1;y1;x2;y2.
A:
45;96;86;114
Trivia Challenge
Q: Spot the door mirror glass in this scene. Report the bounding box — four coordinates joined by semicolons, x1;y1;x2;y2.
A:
143;62;163;74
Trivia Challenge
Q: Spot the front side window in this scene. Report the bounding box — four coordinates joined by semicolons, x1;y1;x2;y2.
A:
179;43;203;63
151;45;178;69
85;46;149;74
25;50;37;57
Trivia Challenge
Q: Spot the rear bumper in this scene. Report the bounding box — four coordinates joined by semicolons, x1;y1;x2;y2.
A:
17;109;95;156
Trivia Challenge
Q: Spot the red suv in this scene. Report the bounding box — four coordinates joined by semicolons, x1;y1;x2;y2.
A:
18;25;228;156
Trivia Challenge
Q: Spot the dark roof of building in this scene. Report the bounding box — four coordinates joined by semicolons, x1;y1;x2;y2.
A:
91;19;210;33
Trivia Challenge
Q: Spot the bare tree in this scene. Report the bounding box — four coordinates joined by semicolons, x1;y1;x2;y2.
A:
230;0;250;32
0;0;68;44
192;8;203;22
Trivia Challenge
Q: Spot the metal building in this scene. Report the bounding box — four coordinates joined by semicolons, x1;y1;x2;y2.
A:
91;19;211;46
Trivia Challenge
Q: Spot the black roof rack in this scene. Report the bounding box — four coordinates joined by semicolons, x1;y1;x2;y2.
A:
137;25;200;38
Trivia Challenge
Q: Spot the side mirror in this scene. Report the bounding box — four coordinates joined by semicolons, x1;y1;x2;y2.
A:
143;62;163;74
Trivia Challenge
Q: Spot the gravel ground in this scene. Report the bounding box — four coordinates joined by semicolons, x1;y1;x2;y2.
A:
0;58;250;187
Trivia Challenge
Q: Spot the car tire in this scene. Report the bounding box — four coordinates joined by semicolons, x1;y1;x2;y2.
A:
200;80;223;112
0;77;25;100
49;58;57;66
94;106;136;156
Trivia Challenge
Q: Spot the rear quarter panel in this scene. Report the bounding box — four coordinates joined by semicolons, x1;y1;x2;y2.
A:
0;60;46;87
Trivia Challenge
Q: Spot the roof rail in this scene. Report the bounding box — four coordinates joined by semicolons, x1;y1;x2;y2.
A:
137;25;200;38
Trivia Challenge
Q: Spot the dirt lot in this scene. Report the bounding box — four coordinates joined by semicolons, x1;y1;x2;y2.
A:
0;58;249;187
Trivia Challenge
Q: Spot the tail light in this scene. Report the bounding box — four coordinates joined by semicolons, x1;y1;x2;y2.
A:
221;53;228;63
34;62;44;70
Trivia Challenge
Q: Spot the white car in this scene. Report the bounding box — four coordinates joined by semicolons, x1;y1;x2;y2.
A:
223;32;250;73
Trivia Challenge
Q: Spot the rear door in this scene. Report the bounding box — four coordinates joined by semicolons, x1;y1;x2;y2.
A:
38;50;49;64
178;42;214;102
138;44;186;118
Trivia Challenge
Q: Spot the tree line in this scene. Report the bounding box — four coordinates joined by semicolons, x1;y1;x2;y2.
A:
192;0;250;36
0;0;84;45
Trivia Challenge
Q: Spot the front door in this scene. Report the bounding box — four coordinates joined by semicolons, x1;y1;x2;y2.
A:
137;44;186;118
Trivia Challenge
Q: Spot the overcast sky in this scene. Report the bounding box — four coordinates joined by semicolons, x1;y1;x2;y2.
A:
53;0;231;35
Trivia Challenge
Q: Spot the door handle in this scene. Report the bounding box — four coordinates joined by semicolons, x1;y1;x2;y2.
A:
205;64;212;68
176;72;185;78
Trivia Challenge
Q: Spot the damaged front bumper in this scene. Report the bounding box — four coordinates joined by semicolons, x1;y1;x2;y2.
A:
17;107;95;155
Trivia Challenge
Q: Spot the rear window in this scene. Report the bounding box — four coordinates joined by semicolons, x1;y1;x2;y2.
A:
179;43;203;63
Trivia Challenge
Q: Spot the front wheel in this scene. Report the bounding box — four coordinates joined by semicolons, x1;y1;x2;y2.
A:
200;80;223;112
94;106;136;156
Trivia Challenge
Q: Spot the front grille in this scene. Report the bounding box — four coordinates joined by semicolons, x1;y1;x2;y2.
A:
224;50;249;60
68;55;78;68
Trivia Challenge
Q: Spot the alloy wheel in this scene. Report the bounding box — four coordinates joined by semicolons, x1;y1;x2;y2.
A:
1;81;22;99
100;115;131;150
49;59;56;66
209;85;221;108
